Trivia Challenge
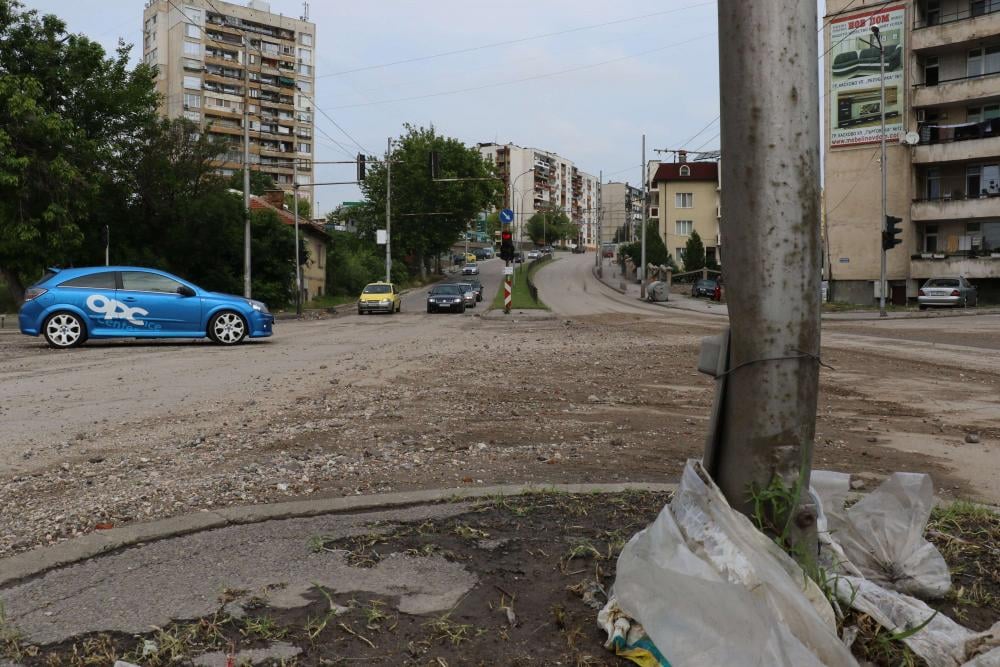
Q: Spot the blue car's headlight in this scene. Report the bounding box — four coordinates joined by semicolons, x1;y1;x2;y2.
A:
247;300;269;313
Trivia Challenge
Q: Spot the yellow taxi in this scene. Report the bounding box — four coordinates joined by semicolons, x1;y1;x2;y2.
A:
464;253;477;263
357;281;401;315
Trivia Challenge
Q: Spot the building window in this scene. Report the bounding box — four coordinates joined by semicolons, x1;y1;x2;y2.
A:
924;56;939;86
145;48;158;65
675;192;693;208
968;46;1000;78
300;32;313;46
299;47;312;63
676;247;685;260
183;41;201;57
184;6;202;24
650;207;659;218
183;110;201;122
185;23;200;39
183;93;201;108
926;167;941;200
924;224;938;253
297;80;312;93
298;142;311;154
183;57;201;71
298;63;312;76
675;220;693;235
926;0;940;25
968;104;1000;123
679;165;690;176
183;75;201;90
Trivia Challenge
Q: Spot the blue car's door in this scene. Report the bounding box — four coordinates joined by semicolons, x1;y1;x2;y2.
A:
118;271;202;335
56;270;120;335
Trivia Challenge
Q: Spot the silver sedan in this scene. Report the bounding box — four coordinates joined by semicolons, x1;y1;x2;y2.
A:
917;277;977;309
453;282;477;308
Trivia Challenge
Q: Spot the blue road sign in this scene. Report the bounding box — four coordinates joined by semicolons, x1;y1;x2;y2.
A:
499;208;514;224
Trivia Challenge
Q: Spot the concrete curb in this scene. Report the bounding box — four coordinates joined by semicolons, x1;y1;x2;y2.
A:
0;482;675;588
592;266;627;295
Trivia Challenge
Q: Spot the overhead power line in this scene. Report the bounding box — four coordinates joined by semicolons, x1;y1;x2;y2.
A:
319;2;715;78
330;33;715;110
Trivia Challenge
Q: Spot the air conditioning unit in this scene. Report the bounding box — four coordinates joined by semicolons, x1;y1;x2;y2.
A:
916;109;926;122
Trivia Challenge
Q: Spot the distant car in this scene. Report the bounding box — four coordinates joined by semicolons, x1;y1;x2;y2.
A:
463;278;484;302
542;246;554;255
461;262;480;275
18;266;273;348
692;279;719;298
527;249;541;260
357;281;401;315
572;245;586;254
453;282;477;308
513;252;524;264
473;249;489;261
917;277;977;309
426;284;466;313
464;253;477;263
482;247;495;259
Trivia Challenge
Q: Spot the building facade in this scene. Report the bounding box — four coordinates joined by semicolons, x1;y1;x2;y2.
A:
143;0;316;207
824;0;1000;304
251;190;328;301
478;143;599;248
650;159;721;269
598;182;643;244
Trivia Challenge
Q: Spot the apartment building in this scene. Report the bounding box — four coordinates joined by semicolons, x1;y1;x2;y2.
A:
142;0;316;207
824;0;1000;304
599;182;643;244
478;143;599;247
650;157;721;269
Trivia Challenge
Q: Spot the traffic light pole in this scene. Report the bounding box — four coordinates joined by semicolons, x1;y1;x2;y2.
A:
386;137;392;284
875;26;888;318
640;134;647;300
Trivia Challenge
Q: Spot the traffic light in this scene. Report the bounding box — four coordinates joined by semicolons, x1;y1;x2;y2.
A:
100;225;109;247
500;228;514;261
356;153;366;181
882;214;902;250
429;150;440;179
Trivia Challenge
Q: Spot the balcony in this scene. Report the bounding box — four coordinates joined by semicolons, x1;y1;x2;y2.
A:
912;71;1000;108
912;4;1000;51
912;133;1000;164
912;195;1000;221
910;254;1000;278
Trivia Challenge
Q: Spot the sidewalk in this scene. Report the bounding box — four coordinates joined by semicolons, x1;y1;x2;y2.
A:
0;483;672;665
593;260;1000;321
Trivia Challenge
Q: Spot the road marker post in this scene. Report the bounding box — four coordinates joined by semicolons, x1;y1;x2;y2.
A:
504;265;513;313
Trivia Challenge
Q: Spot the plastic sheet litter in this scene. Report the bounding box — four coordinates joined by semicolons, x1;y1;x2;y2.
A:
600;460;1000;667
813;470;951;599
602;460;857;667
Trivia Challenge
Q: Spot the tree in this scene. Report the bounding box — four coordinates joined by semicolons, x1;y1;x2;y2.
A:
284;192;311;219
526;208;574;245
0;1;158;303
684;230;707;273
485;211;501;239
359;124;502;278
620;220;677;272
227;169;276;196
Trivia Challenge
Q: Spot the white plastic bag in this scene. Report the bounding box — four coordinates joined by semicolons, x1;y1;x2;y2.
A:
608;460;858;667
815;472;951;599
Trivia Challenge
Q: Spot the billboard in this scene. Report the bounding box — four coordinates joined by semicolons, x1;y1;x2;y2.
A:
829;5;905;147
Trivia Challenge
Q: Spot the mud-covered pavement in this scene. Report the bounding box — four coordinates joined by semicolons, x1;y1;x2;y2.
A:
1;254;998;557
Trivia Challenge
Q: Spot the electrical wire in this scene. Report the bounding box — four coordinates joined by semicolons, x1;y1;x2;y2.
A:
330;33;715;110
318;2;715;78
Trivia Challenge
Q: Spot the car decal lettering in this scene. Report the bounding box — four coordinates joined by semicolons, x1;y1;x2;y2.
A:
86;295;149;326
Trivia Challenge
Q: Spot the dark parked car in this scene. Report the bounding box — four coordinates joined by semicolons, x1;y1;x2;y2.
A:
461;278;484;302
426;284;467;313
513;252;524;264
692;278;719;298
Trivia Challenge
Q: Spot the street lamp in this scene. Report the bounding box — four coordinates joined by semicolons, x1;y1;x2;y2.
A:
511;168;534;246
872;24;888;318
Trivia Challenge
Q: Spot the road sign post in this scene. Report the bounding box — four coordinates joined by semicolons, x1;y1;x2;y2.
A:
503;265;513;314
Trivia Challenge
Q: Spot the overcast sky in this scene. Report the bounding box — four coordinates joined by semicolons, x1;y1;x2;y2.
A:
26;0;829;216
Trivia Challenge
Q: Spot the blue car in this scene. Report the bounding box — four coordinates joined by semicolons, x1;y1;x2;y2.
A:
18;266;274;348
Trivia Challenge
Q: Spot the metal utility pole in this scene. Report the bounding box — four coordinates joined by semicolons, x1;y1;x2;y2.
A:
293;159;302;317
711;0;822;552
874;26;888;318
242;76;252;299
640;134;647;299
385;137;392;283
596;170;602;269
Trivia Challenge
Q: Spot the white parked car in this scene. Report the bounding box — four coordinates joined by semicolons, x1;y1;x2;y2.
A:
526;249;541;260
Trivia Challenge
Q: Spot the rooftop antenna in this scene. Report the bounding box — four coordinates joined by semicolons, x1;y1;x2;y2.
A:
301;1;309;20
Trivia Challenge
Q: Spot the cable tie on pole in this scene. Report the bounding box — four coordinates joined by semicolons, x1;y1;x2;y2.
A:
716;350;834;379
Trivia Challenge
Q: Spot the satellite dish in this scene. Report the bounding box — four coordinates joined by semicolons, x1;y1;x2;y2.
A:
903;131;921;146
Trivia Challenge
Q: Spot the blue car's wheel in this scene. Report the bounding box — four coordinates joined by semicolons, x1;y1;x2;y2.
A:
43;311;86;349
209;311;247;345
